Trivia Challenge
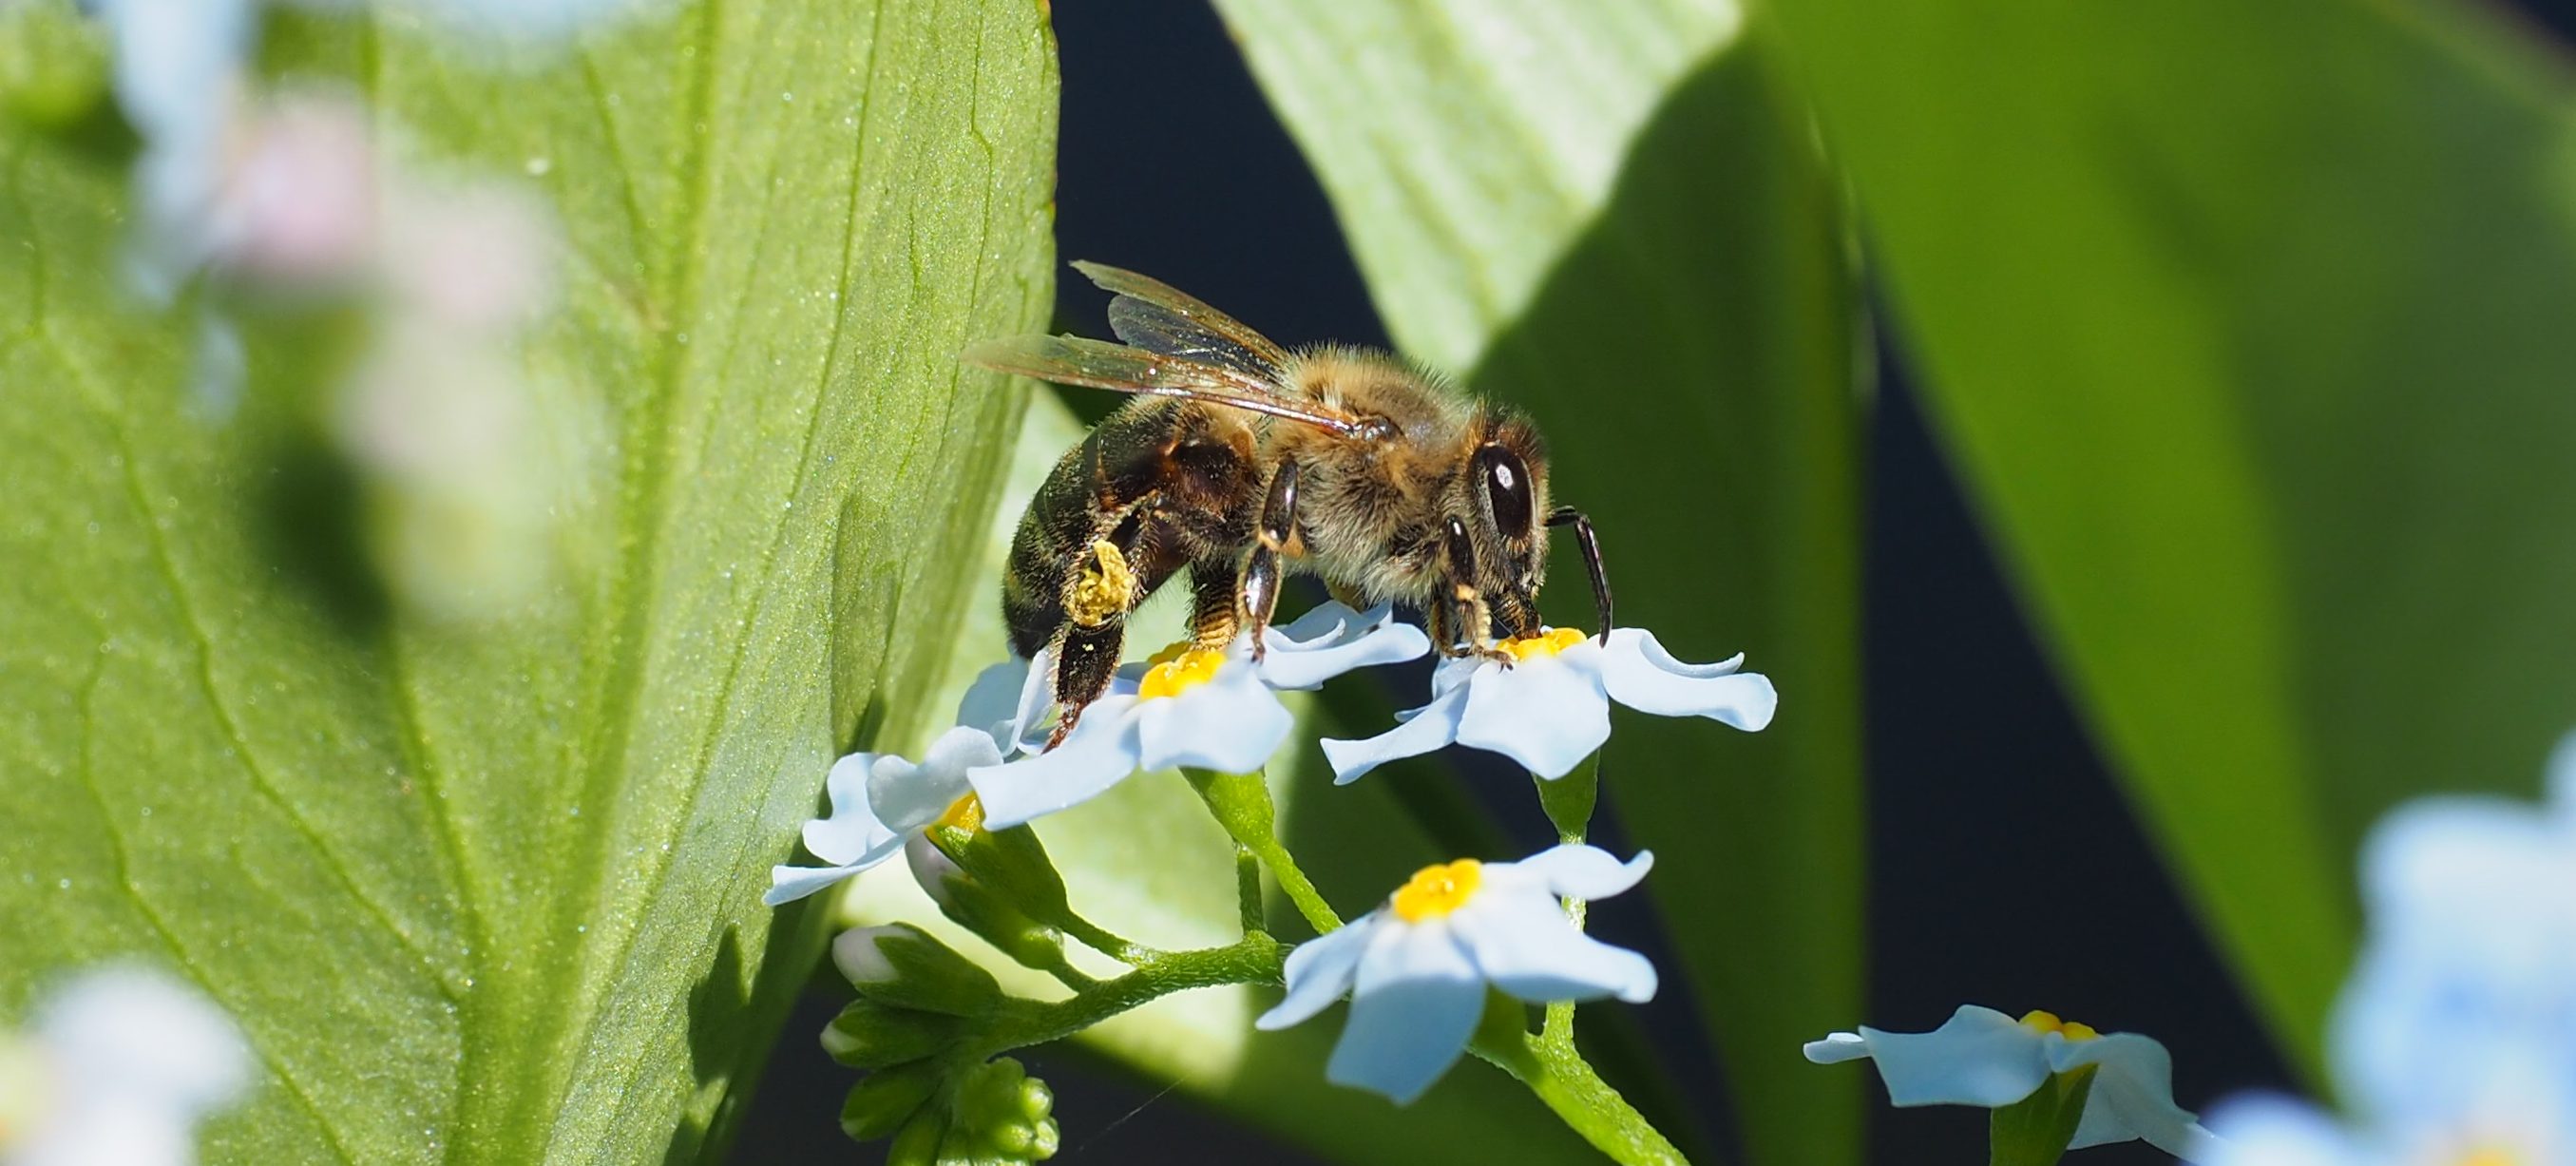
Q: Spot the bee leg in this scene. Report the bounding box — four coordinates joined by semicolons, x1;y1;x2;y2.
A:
1188;561;1243;650
1439;516;1515;666
1240;461;1301;661
1046;510;1162;748
1046;620;1129;750
1546;506;1612;643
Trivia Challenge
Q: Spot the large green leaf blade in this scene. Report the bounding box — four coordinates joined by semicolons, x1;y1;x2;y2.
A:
1212;4;1866;1163
0;1;1055;1160
1763;0;2576;1066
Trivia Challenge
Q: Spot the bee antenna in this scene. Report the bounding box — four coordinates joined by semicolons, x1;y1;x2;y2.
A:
1547;507;1611;643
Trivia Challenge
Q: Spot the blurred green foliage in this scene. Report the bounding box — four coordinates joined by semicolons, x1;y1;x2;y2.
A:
1765;0;2576;1073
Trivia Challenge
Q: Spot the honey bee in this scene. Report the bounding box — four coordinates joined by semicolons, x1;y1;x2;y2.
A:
963;261;1610;739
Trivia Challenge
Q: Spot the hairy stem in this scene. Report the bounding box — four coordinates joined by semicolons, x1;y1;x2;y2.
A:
1184;768;1344;933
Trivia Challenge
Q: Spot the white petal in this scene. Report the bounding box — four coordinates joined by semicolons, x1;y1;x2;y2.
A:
37;966;250;1113
1326;922;1486;1104
1455;655;1612;779
1493;845;1653;901
1257;915;1382;1031
801;752;896;865
1135;661;1295;773
2552;729;2576;822
2198;1096;2356;1166
1845;1005;2051;1108
1597;627;1776;729
1450;891;1656;1004
864;726;994;836
1259;610;1430;691
967;698;1146;830
1322;686;1470;784
2342;793;2576;1124
11;1097;198;1166
1804;1032;1871;1064
1270;601;1371;644
764;861;873;907
2054;1033;2209;1157
955;656;1034;749
904;834;966;909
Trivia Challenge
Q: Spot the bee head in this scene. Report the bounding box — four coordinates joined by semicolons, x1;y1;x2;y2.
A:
1446;410;1551;640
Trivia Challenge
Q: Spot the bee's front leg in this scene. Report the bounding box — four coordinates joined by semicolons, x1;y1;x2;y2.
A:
1238;460;1301;662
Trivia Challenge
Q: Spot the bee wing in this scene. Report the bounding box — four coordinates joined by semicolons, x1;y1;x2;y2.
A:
962;334;1364;435
1072;260;1294;383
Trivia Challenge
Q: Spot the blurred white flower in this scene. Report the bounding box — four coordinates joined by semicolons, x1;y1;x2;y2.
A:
766;653;1055;906
1322;625;1776;782
209;92;377;287
966;603;1428;830
2202;734;2576;1166
1804;1004;2214;1159
1256;845;1657;1105
1;965;252;1166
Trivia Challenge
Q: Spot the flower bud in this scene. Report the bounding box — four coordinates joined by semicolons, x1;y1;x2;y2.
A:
906;835;1069;972
884;1108;947;1166
832;924;1002;1018
819;998;960;1071
838;1062;940;1142
945;1057;1059;1162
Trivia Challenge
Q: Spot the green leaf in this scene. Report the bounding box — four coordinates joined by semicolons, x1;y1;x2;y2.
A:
0;2;1055;1161
1213;2;1865;1162
1764;0;2576;1066
845;389;1596;1165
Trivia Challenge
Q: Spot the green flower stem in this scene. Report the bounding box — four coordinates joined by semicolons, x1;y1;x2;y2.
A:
1183;768;1345;934
1469;1016;1687;1166
1054;909;1159;966
1230;843;1266;934
961;934;1291;1061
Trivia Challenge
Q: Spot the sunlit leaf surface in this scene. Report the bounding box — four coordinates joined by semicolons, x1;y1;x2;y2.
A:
0;1;1055;1159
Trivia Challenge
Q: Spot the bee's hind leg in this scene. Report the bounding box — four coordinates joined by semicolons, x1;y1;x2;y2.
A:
1238;460;1301;661
1046;512;1161;748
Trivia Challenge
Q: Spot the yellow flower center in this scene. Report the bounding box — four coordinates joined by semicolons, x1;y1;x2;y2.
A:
2019;1009;2099;1042
1392;859;1484;922
1499;627;1588;661
934;793;983;834
2454;1151;2523;1166
1138;644;1227;699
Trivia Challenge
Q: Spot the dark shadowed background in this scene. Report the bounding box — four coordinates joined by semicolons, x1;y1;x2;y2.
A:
737;1;2576;1161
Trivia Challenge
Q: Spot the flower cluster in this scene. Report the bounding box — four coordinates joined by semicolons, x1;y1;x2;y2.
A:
767;599;1774;1146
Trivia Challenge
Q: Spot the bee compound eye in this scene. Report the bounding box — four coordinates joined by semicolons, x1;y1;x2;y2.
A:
1476;446;1533;539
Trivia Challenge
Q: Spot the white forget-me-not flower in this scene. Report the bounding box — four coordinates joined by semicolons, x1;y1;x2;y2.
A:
1254;844;1657;1105
0;965;252;1166
2201;733;2576;1166
967;602;1428;831
763;648;1058;907
1322;625;1777;783
1804;1004;2215;1159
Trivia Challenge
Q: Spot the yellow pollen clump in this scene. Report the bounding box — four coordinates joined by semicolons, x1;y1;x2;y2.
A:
1500;627;1587;661
2019;1010;2099;1041
934;793;983;834
1392;859;1484;922
1139;645;1227;699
